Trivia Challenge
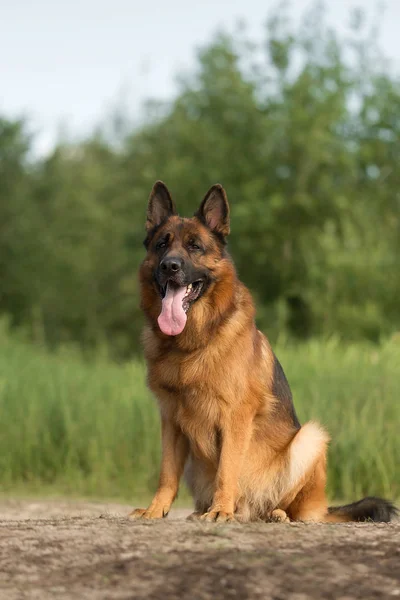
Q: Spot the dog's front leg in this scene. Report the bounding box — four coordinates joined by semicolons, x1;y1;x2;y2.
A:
129;416;188;519
200;413;253;523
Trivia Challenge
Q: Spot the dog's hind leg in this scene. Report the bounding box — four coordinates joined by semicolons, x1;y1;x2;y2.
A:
279;421;330;522
270;509;290;523
184;455;215;520
285;455;329;522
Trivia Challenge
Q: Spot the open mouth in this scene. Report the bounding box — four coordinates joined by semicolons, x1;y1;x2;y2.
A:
161;280;204;313
158;279;204;336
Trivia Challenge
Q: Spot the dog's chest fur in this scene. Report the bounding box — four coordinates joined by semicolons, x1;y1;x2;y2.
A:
146;342;235;465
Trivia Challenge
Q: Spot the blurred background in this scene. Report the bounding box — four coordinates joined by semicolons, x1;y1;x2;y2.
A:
0;1;398;502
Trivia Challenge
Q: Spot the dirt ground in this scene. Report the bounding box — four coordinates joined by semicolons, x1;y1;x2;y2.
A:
0;500;399;600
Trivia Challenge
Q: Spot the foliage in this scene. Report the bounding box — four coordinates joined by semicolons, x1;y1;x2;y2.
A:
0;325;398;501
0;4;400;355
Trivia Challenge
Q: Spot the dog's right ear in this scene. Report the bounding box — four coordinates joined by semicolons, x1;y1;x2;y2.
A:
146;181;176;231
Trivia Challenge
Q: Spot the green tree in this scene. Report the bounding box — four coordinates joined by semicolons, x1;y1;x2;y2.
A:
2;3;400;355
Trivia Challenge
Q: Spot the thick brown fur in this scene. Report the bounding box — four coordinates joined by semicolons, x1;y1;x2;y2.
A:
130;181;397;524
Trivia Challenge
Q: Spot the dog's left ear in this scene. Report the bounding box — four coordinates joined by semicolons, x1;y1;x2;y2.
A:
195;184;230;237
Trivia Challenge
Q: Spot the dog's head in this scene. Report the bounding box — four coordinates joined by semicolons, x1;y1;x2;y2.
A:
141;181;231;336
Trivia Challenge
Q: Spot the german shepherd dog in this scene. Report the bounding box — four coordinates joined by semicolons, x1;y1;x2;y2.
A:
130;181;397;523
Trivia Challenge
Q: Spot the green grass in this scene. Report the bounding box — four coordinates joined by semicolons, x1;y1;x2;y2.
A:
0;327;399;503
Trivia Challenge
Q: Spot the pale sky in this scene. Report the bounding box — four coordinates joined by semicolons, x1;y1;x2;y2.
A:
1;0;399;155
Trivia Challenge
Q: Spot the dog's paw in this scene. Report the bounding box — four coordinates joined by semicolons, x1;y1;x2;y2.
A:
187;511;204;521
128;506;168;520
270;509;290;523
199;510;235;523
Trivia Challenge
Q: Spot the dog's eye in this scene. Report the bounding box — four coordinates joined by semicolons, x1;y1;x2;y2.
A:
157;241;166;250
189;242;200;251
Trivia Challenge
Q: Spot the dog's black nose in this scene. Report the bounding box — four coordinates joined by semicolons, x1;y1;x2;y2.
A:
160;256;183;274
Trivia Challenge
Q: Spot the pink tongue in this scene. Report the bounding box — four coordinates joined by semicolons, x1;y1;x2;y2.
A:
158;283;187;336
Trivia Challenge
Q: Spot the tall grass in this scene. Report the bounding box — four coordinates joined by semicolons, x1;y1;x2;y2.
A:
0;327;398;502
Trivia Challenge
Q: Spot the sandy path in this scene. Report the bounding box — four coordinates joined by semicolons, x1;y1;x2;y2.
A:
0;500;399;599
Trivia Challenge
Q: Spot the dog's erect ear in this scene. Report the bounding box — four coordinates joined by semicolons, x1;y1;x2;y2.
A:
146;181;176;231
196;184;230;237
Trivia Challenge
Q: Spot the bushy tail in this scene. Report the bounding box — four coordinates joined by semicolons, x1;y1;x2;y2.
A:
327;497;398;523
